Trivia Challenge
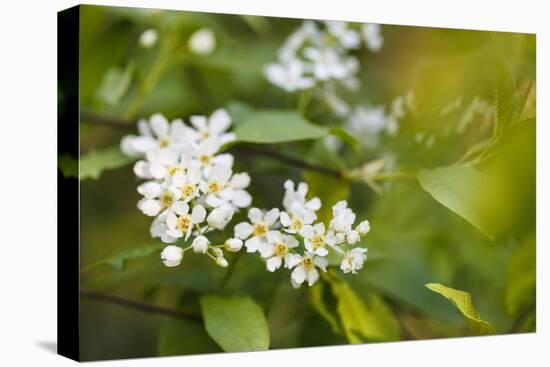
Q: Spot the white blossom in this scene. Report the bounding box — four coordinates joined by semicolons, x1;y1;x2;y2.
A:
324;21;361;49
161;245;183;267
201;163;251;209
137;181;179;217
164;202;207;242
340;247;367;274
234;208;280;253
329;200;356;243
282;180;321;213
188;28;216;55
258;231;299;272
280;201;317;235
301;223;336;256
361;23;384;52
187;109;236;145
288;252;328;287
120;114;192;157
139;28;158;48
263;59;315;92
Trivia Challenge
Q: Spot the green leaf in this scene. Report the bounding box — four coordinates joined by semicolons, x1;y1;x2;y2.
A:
80;146;136;180
310;281;341;334
326;272;400;343
329;127;362;156
200;295;270;352
96;63;134;106
425;283;495;335
506;233;536;315
83;242;165;272
491;33;516;135
417;165;495;240
234;111;329;144
158;318;221;356
58;154;78;178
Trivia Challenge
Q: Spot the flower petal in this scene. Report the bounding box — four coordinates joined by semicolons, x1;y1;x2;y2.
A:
264;208;280;226
150;113;169;137
209;108;231;134
248;208;263;223
191;205;207;223
291;265;307;284
266;256;282;272
234;222;253;239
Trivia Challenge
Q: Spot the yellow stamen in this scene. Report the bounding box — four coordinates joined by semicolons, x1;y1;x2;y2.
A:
177;215;191;232
160;191;174;208
253;223;268;237
275;242;288;257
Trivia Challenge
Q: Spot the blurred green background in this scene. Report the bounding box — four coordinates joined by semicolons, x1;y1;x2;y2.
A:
63;5;536;361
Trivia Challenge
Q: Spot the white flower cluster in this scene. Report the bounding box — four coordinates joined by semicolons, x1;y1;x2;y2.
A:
264;20;383;93
233;180;370;288
120;108;252;268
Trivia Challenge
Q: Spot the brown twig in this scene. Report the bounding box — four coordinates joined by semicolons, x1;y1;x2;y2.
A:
81;111;345;178
80;111;135;131
230;146;343;178
80;288;202;322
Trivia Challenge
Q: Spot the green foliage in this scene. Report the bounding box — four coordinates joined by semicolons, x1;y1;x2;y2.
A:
84;242;165;272
158;318;221;356
200;295;270;352
326;272;400;343
96;63;135;106
417;165;495;240
303;171;350;226
310;281;342;334
80;146;136;180
234;110;328;144
425;283;495;335
506;234;536;316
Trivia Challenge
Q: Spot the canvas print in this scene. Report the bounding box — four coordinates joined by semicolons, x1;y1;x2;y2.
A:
57;5;536;361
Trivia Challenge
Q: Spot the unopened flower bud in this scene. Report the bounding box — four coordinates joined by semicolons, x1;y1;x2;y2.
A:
160;245;183;267
356;220;371;236
216;257;228;268
225;238;243;252
346;230;360;244
192;235;209;254
207;205;234;230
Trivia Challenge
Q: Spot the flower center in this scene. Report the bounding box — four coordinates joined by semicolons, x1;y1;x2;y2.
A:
199;154;211;165
176;215;191;232
275;242;288;257
208;181;221;193
160;191;174;208
181;183;195;198
168;165;182;176
253;223;268;237
291;218;303;231
311;234;325;249
302;257;314;270
159;138;170;148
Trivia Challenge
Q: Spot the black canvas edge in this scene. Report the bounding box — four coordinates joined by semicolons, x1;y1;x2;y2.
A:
57;4;81;362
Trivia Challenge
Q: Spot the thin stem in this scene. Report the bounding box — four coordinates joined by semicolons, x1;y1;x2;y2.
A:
80;288;201;321
230;146;343;178
218;251;242;291
124;29;179;120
